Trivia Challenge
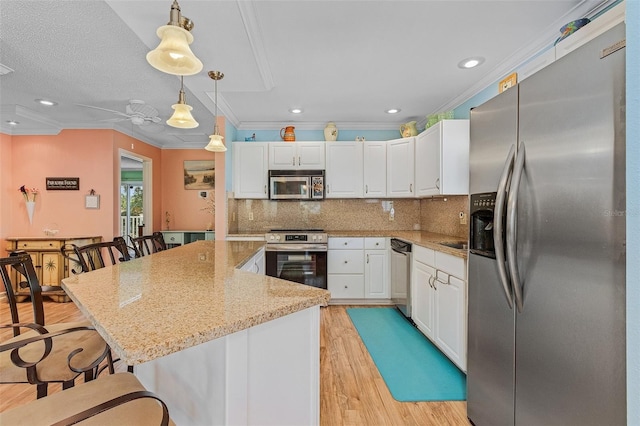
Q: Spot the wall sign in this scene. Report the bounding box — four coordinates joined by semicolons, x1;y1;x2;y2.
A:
46;177;80;190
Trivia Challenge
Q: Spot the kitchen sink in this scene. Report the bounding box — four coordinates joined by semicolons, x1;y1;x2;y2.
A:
438;241;469;250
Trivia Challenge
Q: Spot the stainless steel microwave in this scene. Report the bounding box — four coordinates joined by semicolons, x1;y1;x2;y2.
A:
269;170;324;200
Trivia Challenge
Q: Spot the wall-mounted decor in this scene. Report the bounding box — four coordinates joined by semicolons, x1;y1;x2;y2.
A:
85;189;100;209
46;177;79;190
184;160;215;190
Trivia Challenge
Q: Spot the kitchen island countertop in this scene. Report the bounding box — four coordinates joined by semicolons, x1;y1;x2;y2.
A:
62;240;330;365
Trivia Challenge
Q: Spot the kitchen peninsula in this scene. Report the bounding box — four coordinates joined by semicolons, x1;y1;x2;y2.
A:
61;240;330;425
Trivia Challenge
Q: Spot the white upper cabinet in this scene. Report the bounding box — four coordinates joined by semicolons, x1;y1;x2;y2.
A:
415;119;469;196
363;141;387;198
268;142;325;170
386;137;415;197
233;142;269;199
325;142;363;198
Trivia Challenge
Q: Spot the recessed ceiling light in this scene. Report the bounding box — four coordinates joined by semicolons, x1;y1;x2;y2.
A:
6;120;19;126
458;57;485;69
386;108;401;114
289;108;303;114
35;99;58;106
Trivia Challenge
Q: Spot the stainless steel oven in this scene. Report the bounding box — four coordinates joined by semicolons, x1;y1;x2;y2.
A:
265;229;328;289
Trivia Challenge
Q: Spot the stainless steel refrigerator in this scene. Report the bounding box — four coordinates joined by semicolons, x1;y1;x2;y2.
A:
467;23;626;426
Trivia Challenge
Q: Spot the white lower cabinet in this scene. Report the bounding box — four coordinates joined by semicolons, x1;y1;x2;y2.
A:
239;248;265;274
328;237;389;302
412;245;467;371
364;238;389;299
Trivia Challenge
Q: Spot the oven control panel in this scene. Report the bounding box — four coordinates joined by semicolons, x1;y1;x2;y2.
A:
265;232;327;244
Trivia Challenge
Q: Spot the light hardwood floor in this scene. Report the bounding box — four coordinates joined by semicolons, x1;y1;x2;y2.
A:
1;301;469;425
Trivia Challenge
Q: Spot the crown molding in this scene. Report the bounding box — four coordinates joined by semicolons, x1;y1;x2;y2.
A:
433;0;616;114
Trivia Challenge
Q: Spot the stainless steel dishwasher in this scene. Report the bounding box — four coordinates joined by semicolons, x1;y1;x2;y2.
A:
390;238;412;318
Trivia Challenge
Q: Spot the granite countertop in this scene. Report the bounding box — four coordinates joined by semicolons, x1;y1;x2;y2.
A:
326;231;468;258
62;240;330;365
225;231;468;258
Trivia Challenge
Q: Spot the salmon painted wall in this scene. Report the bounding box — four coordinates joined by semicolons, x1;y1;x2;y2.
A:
0;129;163;256
160;116;227;237
0;133;13;256
3;130;115;247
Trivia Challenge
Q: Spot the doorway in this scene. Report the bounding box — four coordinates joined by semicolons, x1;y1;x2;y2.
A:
119;152;152;239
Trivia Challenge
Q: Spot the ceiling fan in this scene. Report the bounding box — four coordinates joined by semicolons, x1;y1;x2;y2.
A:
76;100;162;126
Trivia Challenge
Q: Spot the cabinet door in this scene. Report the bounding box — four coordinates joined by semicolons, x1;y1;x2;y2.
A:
234;142;268;199
415;125;441;196
412;261;436;339
297;142;325;169
434;273;467;371
364;249;388;298
269;143;297;169
363;142;387;197
40;252;63;287
253;249;265;275
386;137;415;197
325;142;363;198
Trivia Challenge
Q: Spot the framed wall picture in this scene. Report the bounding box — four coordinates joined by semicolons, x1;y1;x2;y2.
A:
85;195;100;209
184;160;215;190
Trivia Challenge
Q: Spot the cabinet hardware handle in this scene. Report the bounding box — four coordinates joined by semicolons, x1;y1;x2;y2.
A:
366;254;369;263
292;157;295;166
344;242;348;246
344;260;348;264
436;178;440;189
264;185;267;194
410;183;413;192
327;185;330;194
344;285;348;289
365;185;369;193
298;157;301;166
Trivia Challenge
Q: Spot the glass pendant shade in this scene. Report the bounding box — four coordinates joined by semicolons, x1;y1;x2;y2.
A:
167;103;198;128
146;25;203;76
205;134;227;152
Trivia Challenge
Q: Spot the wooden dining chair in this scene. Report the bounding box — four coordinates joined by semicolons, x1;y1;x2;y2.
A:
66;236;132;273
0;332;172;425
130;232;167;257
0;253;114;399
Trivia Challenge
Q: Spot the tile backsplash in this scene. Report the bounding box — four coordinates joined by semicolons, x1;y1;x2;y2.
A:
228;195;469;239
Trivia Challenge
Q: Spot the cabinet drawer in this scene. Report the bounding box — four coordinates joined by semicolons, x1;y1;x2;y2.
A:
328;238;364;250
14;240;62;250
414;245;435;266
162;232;184;245
328;250;364;274
435;251;465;279
328;274;365;298
364;237;386;250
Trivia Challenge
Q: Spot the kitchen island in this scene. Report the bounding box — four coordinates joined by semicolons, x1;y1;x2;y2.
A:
62;240;330;425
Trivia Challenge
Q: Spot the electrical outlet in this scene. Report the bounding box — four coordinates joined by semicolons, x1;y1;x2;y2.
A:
248;212;254;221
389;207;395;221
459;212;467;225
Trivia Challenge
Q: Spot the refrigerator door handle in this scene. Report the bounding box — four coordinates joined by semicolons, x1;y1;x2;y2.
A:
507;141;526;313
494;144;516;309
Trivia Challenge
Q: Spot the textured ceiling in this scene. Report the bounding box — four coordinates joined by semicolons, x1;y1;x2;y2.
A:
0;0;611;148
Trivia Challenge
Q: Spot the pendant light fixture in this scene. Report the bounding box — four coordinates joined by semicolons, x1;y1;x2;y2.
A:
146;0;203;76
167;76;199;128
204;71;227;152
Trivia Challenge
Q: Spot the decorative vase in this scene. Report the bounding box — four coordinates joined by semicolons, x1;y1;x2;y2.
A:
324;122;338;141
400;121;418;137
26;200;35;225
280;126;296;142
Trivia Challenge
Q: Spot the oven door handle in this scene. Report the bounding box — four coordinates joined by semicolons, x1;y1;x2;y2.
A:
265;244;328;252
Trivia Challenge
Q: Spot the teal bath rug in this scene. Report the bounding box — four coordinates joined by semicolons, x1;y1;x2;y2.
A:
346;307;466;402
